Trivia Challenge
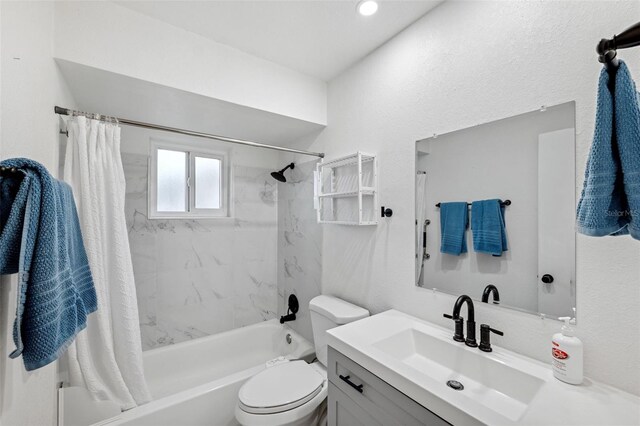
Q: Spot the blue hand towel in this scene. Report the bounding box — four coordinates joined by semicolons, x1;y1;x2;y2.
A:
439;202;468;256
0;158;97;371
471;199;508;256
614;62;640;239
577;61;640;239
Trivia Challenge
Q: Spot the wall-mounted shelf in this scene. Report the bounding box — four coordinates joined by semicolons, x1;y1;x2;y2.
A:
318;188;376;199
316;152;378;226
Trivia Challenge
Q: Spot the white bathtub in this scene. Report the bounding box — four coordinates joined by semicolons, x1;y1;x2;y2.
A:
90;320;314;426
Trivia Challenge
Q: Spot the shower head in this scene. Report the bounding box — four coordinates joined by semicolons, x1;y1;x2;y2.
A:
271;163;294;183
271;171;286;182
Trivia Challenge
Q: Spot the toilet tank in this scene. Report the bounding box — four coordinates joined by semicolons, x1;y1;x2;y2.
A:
309;295;369;366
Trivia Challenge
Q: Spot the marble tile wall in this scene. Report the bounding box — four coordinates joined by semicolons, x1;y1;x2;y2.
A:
123;153;278;350
277;159;323;342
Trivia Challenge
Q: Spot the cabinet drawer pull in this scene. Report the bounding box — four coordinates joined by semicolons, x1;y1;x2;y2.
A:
339;374;364;393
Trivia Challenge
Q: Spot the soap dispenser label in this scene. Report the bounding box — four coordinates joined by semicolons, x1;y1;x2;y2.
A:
552;348;569;360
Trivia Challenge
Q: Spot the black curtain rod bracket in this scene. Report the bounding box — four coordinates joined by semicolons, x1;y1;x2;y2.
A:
597;21;640;71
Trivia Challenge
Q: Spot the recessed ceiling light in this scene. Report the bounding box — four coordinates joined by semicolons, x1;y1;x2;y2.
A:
357;0;378;16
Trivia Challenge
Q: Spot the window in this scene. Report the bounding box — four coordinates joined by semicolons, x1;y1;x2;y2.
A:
149;141;229;218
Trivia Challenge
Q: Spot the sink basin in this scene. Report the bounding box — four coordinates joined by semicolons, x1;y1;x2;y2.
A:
325;310;554;425
372;328;544;421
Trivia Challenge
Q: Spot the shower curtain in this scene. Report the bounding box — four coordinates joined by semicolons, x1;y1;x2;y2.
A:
415;173;428;284
63;116;151;409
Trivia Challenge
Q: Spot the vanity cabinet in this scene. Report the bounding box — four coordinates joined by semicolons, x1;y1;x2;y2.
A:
327;347;450;426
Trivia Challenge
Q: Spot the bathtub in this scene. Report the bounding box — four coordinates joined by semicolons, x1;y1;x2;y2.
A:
89;320;314;426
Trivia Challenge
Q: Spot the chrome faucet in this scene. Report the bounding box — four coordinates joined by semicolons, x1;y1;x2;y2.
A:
481;284;500;304
443;295;477;347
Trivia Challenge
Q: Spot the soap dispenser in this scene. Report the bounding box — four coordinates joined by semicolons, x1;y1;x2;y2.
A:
551;316;583;385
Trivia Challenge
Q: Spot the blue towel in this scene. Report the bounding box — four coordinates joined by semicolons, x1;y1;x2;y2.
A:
577;61;640;239
0;158;97;371
471;199;508;256
439;202;468;256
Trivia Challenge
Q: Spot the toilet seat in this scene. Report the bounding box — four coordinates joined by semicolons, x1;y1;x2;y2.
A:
238;361;324;415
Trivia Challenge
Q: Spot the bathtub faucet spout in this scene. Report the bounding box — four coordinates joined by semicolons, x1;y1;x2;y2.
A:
280;313;296;324
280;294;299;324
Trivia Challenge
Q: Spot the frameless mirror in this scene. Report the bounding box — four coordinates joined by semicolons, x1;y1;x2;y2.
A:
415;102;576;319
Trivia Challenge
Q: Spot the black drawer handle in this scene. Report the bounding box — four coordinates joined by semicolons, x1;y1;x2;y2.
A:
339;374;363;393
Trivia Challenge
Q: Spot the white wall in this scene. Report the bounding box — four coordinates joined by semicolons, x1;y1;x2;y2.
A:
293;1;640;395
0;2;78;425
277;158;323;342
53;1;327;126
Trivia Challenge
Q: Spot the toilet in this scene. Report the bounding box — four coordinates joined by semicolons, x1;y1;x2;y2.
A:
235;295;369;426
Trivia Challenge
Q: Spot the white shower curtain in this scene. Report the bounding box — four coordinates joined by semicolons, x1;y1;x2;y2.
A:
415;173;428;284
64;116;151;410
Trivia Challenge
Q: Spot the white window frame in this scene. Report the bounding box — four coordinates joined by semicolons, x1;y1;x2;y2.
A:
149;140;230;219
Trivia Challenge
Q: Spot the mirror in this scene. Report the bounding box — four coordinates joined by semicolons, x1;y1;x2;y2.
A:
415;102;576;319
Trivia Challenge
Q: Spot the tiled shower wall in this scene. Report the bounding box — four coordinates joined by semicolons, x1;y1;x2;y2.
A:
277;159;323;342
123;152;279;350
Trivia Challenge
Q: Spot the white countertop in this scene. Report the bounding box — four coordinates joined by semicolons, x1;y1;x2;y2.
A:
326;309;640;426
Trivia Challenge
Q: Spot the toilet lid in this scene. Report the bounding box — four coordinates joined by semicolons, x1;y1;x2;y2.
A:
238;361;324;415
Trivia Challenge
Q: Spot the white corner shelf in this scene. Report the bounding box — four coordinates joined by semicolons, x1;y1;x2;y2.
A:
316;152;378;226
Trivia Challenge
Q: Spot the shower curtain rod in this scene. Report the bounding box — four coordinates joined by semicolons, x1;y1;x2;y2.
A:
54;106;325;158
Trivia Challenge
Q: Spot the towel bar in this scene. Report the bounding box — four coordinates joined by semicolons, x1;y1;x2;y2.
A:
436;200;511;208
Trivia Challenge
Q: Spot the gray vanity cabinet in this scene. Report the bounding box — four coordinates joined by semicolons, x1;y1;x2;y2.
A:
327;347;450;426
328;386;383;426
